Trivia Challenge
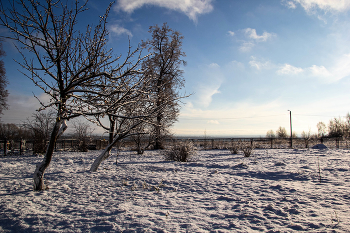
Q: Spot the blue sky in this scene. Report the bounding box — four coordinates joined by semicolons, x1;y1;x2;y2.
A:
2;0;350;137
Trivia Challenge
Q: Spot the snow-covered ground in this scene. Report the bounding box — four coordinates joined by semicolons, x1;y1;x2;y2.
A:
1;148;350;232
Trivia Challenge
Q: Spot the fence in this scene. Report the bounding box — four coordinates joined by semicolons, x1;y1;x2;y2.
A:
0;136;349;156
0;138;111;156
170;136;349;150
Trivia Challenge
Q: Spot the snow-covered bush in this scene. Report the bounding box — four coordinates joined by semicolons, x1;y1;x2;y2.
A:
165;140;196;162
229;145;239;154
229;141;240;154
242;146;253;157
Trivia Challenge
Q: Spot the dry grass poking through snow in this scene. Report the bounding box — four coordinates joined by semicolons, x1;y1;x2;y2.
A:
1;148;350;232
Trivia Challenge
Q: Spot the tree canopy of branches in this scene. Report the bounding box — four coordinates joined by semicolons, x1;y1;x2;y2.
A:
266;129;276;138
0;41;9;115
317;121;327;137
276;126;288;138
88;24;189;171
88;76;168;172
328;117;346;137
0;123;29;140
0;0;145;190
142;23;186;149
72;120;94;152
25;111;55;154
1;0;189;189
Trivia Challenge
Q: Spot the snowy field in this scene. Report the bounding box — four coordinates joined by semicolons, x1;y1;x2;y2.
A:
1;148;350;232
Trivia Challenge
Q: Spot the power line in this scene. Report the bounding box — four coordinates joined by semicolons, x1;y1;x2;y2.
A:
179;114;285;120
179;114;349;121
294;114;348;118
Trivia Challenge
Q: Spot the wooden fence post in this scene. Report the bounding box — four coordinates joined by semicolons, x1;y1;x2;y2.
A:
3;140;7;156
336;138;340;149
270;138;273;149
20;139;23;155
32;141;35;155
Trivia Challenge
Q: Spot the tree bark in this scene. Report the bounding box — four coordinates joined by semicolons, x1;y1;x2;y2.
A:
90;133;124;172
33;120;65;191
154;114;163;149
108;116;115;145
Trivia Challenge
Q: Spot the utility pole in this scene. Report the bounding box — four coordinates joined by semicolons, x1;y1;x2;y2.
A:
288;110;292;148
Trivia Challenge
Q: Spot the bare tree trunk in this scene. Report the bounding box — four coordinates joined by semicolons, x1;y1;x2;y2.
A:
90;143;114;172
90;134;123;172
99;116;116;162
33;120;65;191
154;112;163;149
108;116;115;145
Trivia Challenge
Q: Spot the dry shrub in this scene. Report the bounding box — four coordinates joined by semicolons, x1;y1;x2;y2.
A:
242;146;253;157
229;141;240;154
165;140;196;162
229;146;239;154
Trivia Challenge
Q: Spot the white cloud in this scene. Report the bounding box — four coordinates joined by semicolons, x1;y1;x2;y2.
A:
235;28;275;52
208;63;220;69
331;53;350;79
193;63;224;108
228;31;235;36
276;54;350;82
287;0;350;12
1;93;49;124
249;57;272;70
307;54;350;82
309;64;332;77
116;0;213;22
283;1;297;9
239;41;255;52
109;24;133;37
173;94;350;136
197;85;221;108
173;99;287;136
244;28;275;42
277;64;304;75
230;60;245;70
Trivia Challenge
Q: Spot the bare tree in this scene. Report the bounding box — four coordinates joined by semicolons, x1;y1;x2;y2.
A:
0;0;130;190
317;121;327;138
276;126;287;138
0;123;27;152
130;123;152;154
87;55;147;156
266;129;276;138
0;123;27;141
142;23;186;149
344;113;350;138
25;111;55;154
72;120;94;152
89;78;168;171
328;117;345;137
301;129;312;148
0;40;9;115
88;60;190;171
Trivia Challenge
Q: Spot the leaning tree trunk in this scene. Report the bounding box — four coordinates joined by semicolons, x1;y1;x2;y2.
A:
33;120;66;191
90;133;124;172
